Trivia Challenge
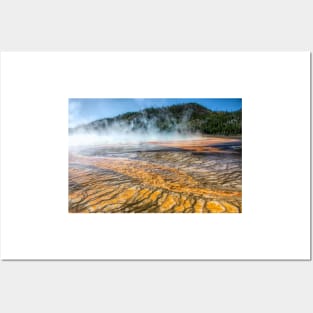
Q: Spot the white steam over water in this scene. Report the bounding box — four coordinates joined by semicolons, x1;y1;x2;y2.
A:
69;107;203;147
69;131;202;147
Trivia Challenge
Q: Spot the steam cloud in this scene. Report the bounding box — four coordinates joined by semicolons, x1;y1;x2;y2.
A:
69;107;202;147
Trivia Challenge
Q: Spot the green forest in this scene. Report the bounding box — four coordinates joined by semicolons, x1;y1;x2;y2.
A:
70;103;242;136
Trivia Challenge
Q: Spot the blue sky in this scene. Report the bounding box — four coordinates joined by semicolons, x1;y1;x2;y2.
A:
69;98;242;127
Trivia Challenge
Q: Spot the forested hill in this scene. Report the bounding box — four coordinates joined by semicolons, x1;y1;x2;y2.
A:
69;103;241;135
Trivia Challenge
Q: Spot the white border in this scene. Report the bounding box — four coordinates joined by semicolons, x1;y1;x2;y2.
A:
0;52;310;259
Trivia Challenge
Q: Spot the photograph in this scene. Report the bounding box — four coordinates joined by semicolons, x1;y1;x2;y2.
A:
69;98;242;213
2;51;309;260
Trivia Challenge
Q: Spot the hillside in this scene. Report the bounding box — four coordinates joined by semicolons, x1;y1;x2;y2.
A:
69;103;241;136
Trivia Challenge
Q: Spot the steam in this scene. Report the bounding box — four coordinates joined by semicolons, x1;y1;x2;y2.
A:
69;106;203;147
69;132;201;147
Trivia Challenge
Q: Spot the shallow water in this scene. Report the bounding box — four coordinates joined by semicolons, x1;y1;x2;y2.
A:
69;137;242;213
